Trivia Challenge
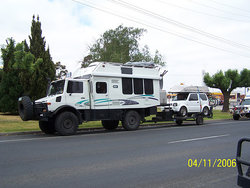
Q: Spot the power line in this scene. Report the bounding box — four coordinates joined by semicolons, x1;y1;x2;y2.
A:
108;0;250;51
189;0;250;19
157;0;249;22
207;0;250;15
72;0;250;59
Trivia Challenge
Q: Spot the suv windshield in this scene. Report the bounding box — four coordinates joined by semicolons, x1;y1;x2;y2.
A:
241;99;250;105
173;93;189;101
48;80;65;96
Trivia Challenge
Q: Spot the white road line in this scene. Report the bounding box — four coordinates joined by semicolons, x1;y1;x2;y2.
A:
0;136;62;143
168;134;230;144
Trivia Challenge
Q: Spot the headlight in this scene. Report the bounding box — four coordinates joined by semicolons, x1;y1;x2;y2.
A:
173;103;177;106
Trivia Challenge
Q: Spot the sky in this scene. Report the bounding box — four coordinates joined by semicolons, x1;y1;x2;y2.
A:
0;0;250;92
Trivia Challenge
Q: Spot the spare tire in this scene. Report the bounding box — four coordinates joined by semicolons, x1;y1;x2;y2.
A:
18;96;34;121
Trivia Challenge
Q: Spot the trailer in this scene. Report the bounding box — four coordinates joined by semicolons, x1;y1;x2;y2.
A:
18;62;212;136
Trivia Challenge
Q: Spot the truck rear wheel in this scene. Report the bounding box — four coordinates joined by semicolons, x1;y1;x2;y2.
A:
39;120;56;134
102;120;119;130
55;111;79;136
122;110;140;131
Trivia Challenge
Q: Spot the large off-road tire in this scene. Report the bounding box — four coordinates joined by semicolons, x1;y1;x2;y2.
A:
176;119;183;125
179;107;187;117
102;120;119;130
196;115;204;125
18;96;34;121
202;107;209;116
55;111;79;136
233;114;240;120
39;120;56;134
122;110;140;131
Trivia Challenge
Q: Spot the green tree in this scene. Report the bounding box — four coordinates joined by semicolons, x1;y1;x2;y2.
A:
0;38;24;113
239;69;250;88
0;69;3;83
13;42;36;96
203;69;250;112
55;61;68;79
82;25;165;67
27;15;55;99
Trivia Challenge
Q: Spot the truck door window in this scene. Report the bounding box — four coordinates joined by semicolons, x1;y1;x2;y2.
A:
96;82;107;94
144;79;153;94
189;94;198;101
134;78;143;94
67;81;83;93
122;78;132;94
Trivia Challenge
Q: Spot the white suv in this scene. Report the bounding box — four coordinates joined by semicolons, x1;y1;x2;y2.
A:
232;97;250;120
170;93;211;117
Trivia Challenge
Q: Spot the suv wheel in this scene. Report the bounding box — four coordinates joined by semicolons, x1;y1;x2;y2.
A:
203;107;209;116
179;107;187;117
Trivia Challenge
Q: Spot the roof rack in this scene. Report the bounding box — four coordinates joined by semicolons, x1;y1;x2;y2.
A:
124;62;155;68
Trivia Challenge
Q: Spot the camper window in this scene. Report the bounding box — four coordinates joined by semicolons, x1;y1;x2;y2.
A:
96;82;107;94
144;79;153;94
122;78;133;94
134;78;143;94
67;81;83;93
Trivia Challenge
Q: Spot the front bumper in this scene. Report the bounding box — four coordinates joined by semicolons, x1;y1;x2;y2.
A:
33;102;51;121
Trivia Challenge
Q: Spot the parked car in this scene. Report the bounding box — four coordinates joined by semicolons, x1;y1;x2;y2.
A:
170;92;211;117
232;96;250;120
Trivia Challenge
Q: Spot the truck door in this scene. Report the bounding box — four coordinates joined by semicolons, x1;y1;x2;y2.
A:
66;80;88;109
93;79;109;109
187;93;200;113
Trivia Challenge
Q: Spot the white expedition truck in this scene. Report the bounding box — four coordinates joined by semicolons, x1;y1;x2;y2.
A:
18;62;212;135
18;62;163;135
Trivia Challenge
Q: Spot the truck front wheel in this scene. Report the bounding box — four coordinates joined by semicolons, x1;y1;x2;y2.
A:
55;111;79;136
102;120;119;130
39;120;56;134
122;110;140;131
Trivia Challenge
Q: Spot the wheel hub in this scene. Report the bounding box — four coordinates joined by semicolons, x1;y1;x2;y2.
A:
63;119;73;129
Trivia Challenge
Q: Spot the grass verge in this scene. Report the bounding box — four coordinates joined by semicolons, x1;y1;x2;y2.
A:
0;110;232;133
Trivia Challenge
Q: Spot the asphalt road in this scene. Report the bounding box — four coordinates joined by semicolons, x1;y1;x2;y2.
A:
0;119;250;188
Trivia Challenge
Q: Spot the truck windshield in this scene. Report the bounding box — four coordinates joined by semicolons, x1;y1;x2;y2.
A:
47;80;65;96
173;93;189;101
241;99;250;105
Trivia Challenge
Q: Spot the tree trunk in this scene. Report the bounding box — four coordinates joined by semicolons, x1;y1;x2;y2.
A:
222;91;230;112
